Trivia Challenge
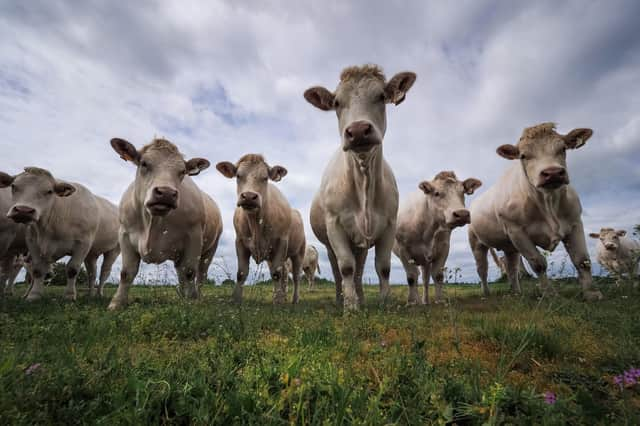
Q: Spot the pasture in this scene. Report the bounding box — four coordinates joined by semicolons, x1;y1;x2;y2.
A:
1;278;638;424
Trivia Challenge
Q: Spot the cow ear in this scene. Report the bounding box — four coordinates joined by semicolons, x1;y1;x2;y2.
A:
268;165;288;182
463;178;482;195
0;172;14;188
304;86;335;111
111;138;141;164
496;144;520;160
385;72;417;105
54;181;76;197
616;230;627;237
185;158;210;176
419;181;434;194
215;161;237;179
588;233;600;239
564;128;593;149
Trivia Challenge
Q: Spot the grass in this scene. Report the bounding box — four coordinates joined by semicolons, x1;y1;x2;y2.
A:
0;277;639;424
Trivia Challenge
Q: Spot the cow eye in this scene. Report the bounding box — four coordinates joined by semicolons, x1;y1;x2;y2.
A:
434;191;441;197
520;154;527;160
377;92;385;102
333;99;340;108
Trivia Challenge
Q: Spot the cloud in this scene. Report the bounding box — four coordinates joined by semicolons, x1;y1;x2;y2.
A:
1;0;639;287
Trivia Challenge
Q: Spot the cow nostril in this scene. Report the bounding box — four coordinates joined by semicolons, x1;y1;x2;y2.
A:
363;124;372;136
345;128;353;139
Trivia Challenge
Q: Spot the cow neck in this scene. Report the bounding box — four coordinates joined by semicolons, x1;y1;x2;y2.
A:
346;147;383;243
245;194;272;261
519;162;564;246
135;188;168;257
32;196;62;246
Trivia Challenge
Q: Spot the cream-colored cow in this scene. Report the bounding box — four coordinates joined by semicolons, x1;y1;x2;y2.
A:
304;64;416;310
394;172;481;304
0;168;120;300
217;154;305;304
468;123;603;300
108;138;222;309
590;228;639;283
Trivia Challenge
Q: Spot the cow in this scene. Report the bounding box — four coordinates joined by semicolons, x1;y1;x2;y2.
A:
393;171;482;304
0;167;120;300
589;228;640;284
108;138;223;309
468;122;603;300
216;154;305;304
285;244;321;290
304;64;416;310
0;187;27;295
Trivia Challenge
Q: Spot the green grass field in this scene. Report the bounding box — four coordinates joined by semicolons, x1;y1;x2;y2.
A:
1;278;639;425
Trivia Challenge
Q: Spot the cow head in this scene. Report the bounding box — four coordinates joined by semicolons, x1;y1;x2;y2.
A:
497;122;593;191
589;227;626;252
216;154;287;212
0;167;76;224
304;64;416;154
418;171;482;228
111;138;210;216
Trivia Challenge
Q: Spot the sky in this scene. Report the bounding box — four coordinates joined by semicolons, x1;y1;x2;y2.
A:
1;0;639;285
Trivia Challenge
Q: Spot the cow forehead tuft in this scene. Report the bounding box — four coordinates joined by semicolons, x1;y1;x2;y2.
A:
517;122;562;149
434;171;458;183
237;153;267;167
599;227;616;234
140;138;182;156
339;64;386;85
21;167;55;181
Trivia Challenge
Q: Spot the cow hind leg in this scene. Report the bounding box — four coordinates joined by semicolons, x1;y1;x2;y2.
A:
84;255;98;297
469;230;490;297
504;251;522;294
98;247;120;297
290;256;303;304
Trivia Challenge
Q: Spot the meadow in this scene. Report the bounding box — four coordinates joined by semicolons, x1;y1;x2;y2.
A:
0;277;639;425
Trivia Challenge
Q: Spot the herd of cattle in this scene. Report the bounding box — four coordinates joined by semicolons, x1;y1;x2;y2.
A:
0;64;638;311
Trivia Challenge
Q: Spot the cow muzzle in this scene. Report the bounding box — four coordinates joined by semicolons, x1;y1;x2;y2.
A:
449;209;471;227
146;186;178;216
604;243;617;251
238;191;261;210
7;205;37;223
343;120;382;152
538;167;568;189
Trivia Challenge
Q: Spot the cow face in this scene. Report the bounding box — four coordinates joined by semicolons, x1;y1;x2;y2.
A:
497;123;593;191
216;154;287;212
304;65;416;154
419;171;482;228
111;138;210;216
0;168;75;224
590;228;626;251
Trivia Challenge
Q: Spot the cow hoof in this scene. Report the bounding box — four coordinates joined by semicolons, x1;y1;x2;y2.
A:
583;290;603;301
26;292;43;302
344;301;359;312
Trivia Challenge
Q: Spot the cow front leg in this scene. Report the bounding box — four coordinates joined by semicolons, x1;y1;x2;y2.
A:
108;233;140;310
326;246;343;305
354;248;368;307
504;223;554;297
374;228;395;304
233;239;251;304
563;222;603;301
327;219;358;311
